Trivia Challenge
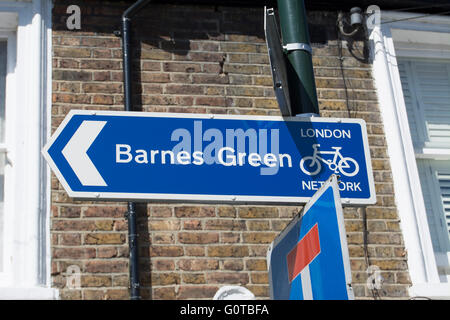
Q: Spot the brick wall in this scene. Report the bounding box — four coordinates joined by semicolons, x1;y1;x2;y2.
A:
51;1;411;299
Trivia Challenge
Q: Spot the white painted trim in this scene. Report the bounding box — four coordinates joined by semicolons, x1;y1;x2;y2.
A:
370;11;450;298
0;12;18;32
0;287;58;300
409;283;450;300
390;29;450;60
40;0;53;289
0;0;56;298
381;11;450;33
416;148;450;160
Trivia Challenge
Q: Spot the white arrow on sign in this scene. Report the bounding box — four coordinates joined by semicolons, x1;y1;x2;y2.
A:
62;120;107;186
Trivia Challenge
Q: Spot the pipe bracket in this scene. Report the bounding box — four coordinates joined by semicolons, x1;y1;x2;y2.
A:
283;42;312;54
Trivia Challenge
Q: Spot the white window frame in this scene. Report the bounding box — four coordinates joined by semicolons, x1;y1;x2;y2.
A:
371;11;450;299
0;0;57;299
0;27;17;286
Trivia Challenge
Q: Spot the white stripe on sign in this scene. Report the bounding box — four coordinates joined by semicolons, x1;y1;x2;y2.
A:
301;265;313;300
62;120;107;186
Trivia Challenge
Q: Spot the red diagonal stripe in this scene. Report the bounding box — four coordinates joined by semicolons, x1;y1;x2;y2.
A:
286;223;321;283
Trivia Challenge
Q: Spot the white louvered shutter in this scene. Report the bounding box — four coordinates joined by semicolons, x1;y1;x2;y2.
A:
398;58;450;256
437;171;450;241
398;60;450;150
398;61;425;148
416;160;450;253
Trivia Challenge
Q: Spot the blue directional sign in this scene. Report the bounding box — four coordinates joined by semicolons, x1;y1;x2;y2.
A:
267;175;354;300
42;110;375;204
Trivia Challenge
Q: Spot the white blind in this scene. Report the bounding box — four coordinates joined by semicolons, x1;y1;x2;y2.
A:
438;172;450;240
417;160;450;253
398;60;450;149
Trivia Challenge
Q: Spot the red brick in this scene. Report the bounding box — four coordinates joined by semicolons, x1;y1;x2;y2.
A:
150;246;184;257
59;207;81;218
153;260;175;271
97;247;117;258
182;273;206;284
81;275;112;287
183;219;202;230
178;232;219;244
84;233;126;245
223;260;244;271
178;259;219;271
52;220;96;231
141;73;170;83
221;232;241;243
206;272;249;284
85;260;128;273
205;219;246;231
175;206;215;218
54;47;91;58
207;245;249;257
59;233;82;246
163;62;201;73
153;287;177;300
195;96;227;106
83;206;127;218
82;83;122;94
177;286;219;299
165;84;204;95
185;246;205;257
52;93;90;104
245;259;267;271
52;247;96;259
148;220;180;231
151;273;181;286
92;71;110;82
53;70;92;81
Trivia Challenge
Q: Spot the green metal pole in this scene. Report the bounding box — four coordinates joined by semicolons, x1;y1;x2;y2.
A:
277;0;319;116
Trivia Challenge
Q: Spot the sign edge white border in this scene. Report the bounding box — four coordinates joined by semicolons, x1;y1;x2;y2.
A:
43;110;376;205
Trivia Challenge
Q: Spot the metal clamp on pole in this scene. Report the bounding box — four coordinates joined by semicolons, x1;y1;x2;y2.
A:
283;42;312;54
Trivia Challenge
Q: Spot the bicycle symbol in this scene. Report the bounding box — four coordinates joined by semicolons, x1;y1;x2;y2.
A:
299;144;359;177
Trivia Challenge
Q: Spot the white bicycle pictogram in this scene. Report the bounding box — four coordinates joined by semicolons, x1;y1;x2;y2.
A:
300;144;359;177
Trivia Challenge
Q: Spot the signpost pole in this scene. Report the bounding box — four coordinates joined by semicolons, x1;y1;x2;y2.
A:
277;0;319;116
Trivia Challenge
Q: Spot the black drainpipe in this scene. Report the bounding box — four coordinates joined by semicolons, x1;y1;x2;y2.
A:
120;0;152;300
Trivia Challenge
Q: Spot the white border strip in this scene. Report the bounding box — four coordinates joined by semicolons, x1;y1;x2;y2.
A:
370;17;441;286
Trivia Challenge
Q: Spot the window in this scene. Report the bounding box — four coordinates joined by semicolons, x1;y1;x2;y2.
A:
398;58;450;281
0;32;12;282
0;40;5;273
371;11;450;298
